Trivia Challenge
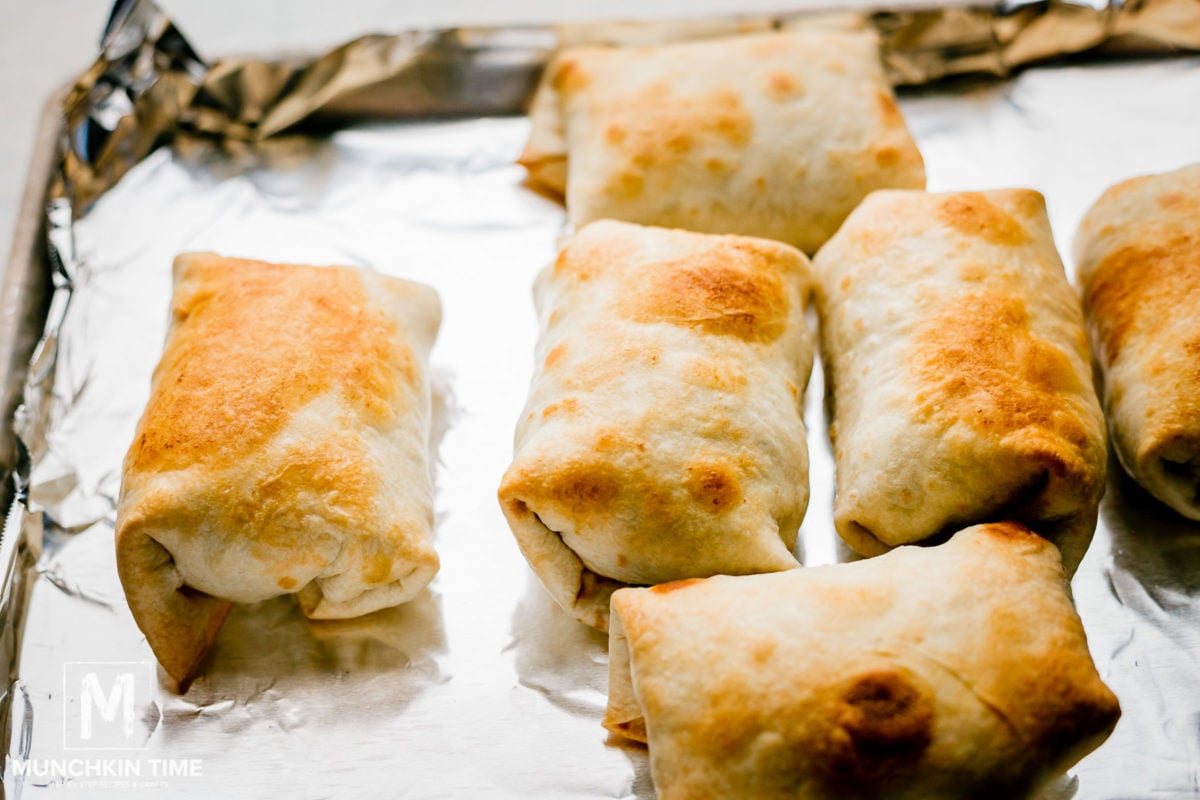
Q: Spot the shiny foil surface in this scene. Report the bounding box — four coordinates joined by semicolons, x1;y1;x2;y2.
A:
4;0;1200;797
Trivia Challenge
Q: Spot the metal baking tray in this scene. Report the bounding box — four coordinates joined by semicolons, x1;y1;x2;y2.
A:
2;0;1199;796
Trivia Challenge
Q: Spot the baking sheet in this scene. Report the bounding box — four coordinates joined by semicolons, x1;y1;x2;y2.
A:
4;2;1200;798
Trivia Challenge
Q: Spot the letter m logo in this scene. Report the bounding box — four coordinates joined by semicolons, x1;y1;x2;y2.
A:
80;671;135;741
63;662;159;750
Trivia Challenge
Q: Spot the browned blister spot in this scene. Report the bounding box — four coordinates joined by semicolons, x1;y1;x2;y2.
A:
914;292;1089;449
593;428;623;453
277;576;297;590
751;638;778;664
1086;233;1200;362
131;259;407;477
839;671;934;755
874;146;901;168
551;249;572;277
552;56;592;94
544;343;568;369
623;244;789;342
764;69;804;100
612;171;645;199
685;462;743;513
934;193;1030;247
819;670;934;788
547;462;621;513
665;132;693;155
542;398;580;419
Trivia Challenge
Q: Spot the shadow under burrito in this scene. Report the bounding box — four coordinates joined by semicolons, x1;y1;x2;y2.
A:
166;588;447;729
1101;458;1200;642
508;573;608;720
510;575;655;798
1090;451;1200;792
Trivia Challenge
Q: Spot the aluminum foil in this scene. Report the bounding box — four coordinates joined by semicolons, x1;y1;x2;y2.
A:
5;0;1200;796
50;0;1200;219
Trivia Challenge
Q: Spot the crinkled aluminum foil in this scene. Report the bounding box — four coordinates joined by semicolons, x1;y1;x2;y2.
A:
49;0;1200;217
4;0;1200;796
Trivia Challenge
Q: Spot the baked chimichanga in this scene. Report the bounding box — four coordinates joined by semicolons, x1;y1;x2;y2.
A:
498;220;814;629
520;30;925;254
115;253;441;684
1074;163;1200;519
813;189;1106;574
519;18;776;196
605;521;1121;800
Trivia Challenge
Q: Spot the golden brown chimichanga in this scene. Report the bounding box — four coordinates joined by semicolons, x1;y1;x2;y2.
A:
1074;163;1200;519
520;30;925;253
115;253;441;684
605;521;1121;800
813;189;1106;574
498;220;814;630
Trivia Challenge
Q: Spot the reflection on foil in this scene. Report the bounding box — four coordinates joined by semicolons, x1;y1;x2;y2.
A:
509;574;608;719
1094;466;1200;792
